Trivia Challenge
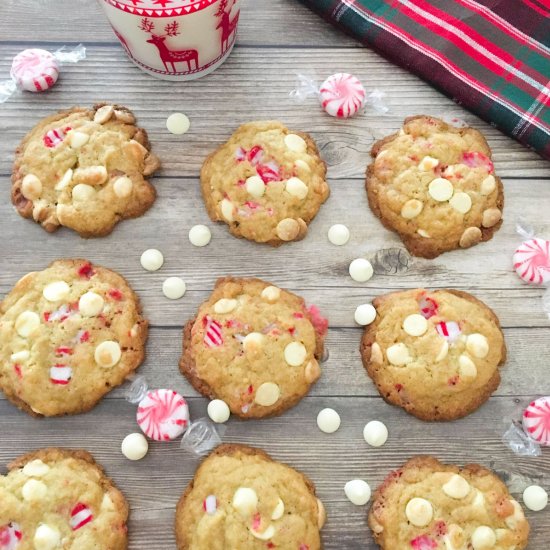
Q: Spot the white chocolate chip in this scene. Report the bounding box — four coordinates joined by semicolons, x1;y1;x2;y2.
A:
261;286;281;303
101;494;114;511
403;314;428;336
243;332;264;353
459;226;482;248
207;399;231;423
72;183;96;202
458;354;477;378
166;112;190;135
328;224;350;245
481;175;496;195
417;229;431;238
140;249;164;271
482;208;502;228
276;218;301;241
363;420;388;447
22;459;49;477
284;341;307;366
21;174;42;199
523;485;548;511
428;177;454;201
344;479;371;505
271;498;285;520
505;499;525;529
466;333;489;358
114;110;136;124
295;159;310;173
33;524;61;550
232;487;258;516
442;474;471;499
188;225;212;247
435;340;449;362
418;156;439;171
349;258;373;282
113;176;133;198
386;343;412;366
471;526;496;549
121;433;148;461
68;130;90;149
370;342;383;363
43;281;70;302
220;198;235;222
245;175;266;197
284;133;307;153
254;382;281;406
79;291;104;317
401;199;423;219
286;177;308;199
10;350;30;362
354;304;376;326
251;525;276;541
304;360;320;384
94;341;121;368
94;105;114;124
443;524;465;550
405;498;433;527
449;192;472;214
54;168;73;190
162;277;186;300
316;408;341;433
74;166;107;186
22;479;47;501
15;311;40;338
316;498;326;529
214;298;237;314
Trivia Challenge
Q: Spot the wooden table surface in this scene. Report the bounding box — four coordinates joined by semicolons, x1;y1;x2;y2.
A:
2;1;550;548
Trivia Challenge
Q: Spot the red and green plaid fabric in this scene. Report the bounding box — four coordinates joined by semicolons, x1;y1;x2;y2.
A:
298;0;550;160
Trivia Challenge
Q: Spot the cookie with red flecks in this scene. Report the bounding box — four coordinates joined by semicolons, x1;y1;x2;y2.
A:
360;289;506;421
0;448;128;549
200;121;329;245
175;444;325;549
179;277;327;418
0;259;147;416
12;103;160;237
368;456;529;550
366;116;504;258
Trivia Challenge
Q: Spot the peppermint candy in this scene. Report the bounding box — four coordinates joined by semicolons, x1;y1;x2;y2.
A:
0;522;22;550
203;316;223;348
418;295;438;319
410;535;437;550
203;495;217;515
50;365;72;385
137;389;189;441
523;396;550;446
43;126;71;148
461;151;494;173
10;49;59;93
70;503;93;530
513;238;550;285
434;321;461;342
319;73;366;118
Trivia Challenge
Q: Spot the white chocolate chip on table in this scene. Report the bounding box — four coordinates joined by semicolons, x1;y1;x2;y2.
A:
163;277;186;300
121;433;149;461
328;224;350;246
207;399;231;423
349;258;374;282
188;224;212;247
344;479;371;505
317;408;341;433
354;304;377;326
166;112;190;135
140;248;164;271
363;420;388;447
523;485;548;511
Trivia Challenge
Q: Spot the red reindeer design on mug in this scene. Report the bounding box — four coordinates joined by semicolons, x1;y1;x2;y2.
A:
140;18;199;73
216;0;240;54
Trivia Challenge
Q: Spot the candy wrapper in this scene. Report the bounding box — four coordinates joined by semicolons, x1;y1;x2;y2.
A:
290;71;388;118
0;45;86;103
124;375;224;456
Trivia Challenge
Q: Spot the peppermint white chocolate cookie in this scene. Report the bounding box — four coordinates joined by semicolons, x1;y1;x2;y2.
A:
200;121;329;245
369;456;529;549
12;103;160;237
360;288;506;421
0;259;147;416
0;448;128;549
175;444;325;549
366;116;504;258
179;277;328;418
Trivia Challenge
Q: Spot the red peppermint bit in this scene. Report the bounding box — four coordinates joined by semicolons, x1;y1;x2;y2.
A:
244;201;260;210
434;520;447;537
395;383;403;392
418;294;438;319
299;545;310;550
461;151;494;173
408;154;419;162
307;305;329;336
293;312;304;319
79;330;90;343
77;263;95;279
225;319;238;328
288;327;296;335
410;535;437;549
236;179;246;187
252;512;262;531
55;347;73;356
448;375;460;386
70;301;79;311
108;288;123;301
266;207;275;216
256;164;280;183
247;145;263;164
13;364;22;378
267;543;276;549
247;385;254;395
43;312;51;322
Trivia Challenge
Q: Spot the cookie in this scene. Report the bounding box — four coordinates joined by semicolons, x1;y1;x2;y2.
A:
175;444;325;549
368;456;529;550
12;103;160;237
0;448;128;549
0;259;148;416
179;277;327;418
200;121;329;245
366;116;504;258
360;289;506;421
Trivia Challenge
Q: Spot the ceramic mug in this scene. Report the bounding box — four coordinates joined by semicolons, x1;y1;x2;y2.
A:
97;0;241;81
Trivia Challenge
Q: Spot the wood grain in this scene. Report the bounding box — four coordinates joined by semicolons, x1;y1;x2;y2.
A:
1;1;549;549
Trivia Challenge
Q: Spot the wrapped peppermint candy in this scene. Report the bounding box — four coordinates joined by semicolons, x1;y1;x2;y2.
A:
124;375;224;455
290;71;388;118
0;45;86;103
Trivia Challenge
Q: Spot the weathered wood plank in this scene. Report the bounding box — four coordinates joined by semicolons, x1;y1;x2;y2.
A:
0;397;548;549
0;45;548;178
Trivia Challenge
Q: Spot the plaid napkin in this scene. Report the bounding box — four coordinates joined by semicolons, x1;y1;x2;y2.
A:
297;0;550;160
